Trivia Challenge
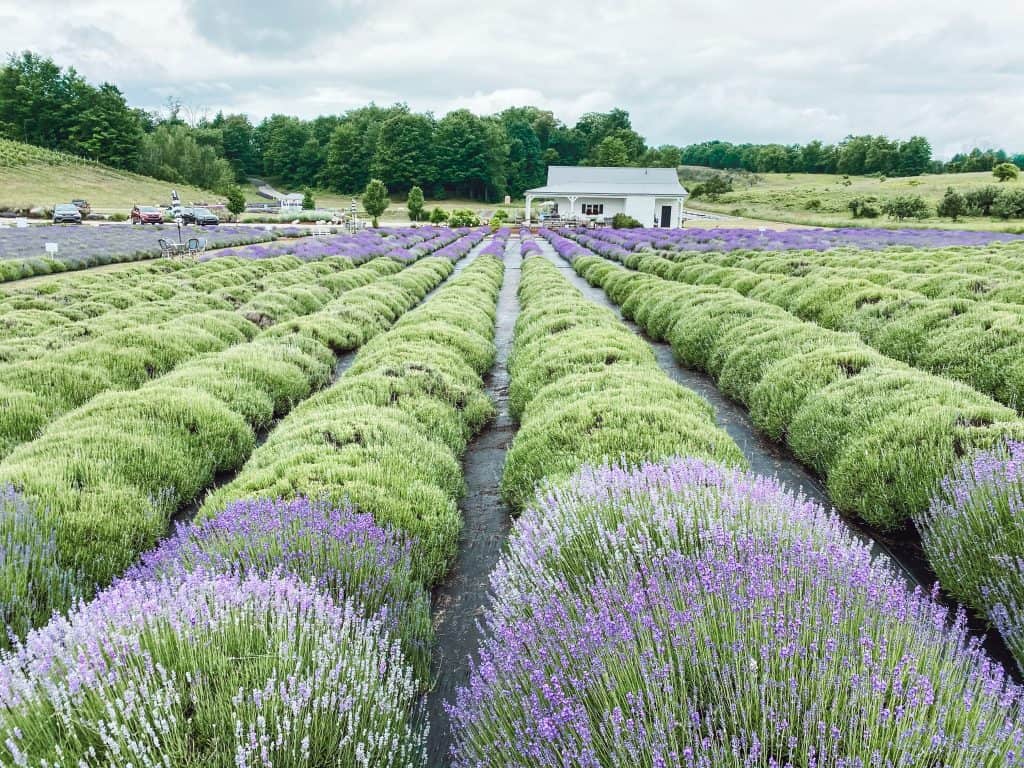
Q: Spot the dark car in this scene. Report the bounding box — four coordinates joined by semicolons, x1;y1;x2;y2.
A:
131;205;165;224
71;199;91;217
53;204;82;224
181;207;219;226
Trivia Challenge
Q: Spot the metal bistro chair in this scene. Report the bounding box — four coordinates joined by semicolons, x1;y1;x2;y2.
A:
157;238;176;258
186;237;206;260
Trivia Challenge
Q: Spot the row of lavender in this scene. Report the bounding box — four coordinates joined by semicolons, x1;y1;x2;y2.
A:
573;225;1024;254
554;227;1024;678
447;254;1024;766
208;225;482;263
0;241;501;765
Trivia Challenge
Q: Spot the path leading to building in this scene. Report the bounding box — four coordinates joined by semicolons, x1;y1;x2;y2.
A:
425;239;520;766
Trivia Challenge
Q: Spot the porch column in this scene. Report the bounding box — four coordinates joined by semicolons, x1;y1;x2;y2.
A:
678;197;685;228
525;194;533;224
567;195;578;217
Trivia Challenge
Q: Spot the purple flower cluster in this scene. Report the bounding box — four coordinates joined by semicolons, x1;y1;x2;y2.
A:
917;441;1024;670
0;487;83;650
0;569;425;767
538;227;589;263
560;225;1024;254
434;227;487;261
520;234;541;257
479;227;511;258
450;457;1024;767
123;496;433;678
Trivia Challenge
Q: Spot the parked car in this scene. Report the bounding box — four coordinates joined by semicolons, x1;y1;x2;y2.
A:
181;207;219;226
53;204;82;224
131;205;165;224
71;199;91;216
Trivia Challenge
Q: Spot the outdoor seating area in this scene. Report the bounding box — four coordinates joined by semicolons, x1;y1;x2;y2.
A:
157;237;207;260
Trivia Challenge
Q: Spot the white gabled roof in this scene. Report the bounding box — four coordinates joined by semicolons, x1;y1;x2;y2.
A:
527;166;687;197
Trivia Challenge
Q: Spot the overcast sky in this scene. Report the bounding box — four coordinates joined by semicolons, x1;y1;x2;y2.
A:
1;0;1021;157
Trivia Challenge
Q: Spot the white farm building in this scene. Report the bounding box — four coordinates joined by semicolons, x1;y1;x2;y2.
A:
525;166;688;227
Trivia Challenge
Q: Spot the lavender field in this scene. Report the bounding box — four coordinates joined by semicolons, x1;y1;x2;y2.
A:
0;223;274;281
2;225;1024;768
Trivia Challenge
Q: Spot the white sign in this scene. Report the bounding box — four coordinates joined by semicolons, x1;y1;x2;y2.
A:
45;242;59;254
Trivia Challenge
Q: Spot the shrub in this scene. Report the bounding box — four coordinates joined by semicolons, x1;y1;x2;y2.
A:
916;441;1024;668
965;185;1001;216
451;458;1024;768
301;187;316;210
610;212;642;229
502;258;743;510
429;206;449;224
881;194;930;220
936;186;967;220
994;162;1020;182
449;209;480;227
0;571;424;767
994;188;1024;219
199;257;503;586
688;174;733;200
125;496;434;680
0;487;83;650
558;246;1024;533
847;196;880;218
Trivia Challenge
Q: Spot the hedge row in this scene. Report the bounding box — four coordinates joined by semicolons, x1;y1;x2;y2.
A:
557;240;1024;532
0;257;459;643
501;256;744;511
613;248;1024;413
0;257;396;460
199;255;505;590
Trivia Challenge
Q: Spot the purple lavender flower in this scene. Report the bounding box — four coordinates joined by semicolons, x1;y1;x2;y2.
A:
123;496;433;679
917;441;1024;670
0;487;83;650
450;457;1024;767
0;570;425;767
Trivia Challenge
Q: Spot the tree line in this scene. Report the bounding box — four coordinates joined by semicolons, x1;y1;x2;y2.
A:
2;50;1022;202
681;137;1024;177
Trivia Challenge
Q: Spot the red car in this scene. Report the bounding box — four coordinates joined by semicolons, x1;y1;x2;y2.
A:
131;205;164;224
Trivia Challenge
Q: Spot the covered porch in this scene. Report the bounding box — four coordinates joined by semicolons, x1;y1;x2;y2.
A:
523;193;626;225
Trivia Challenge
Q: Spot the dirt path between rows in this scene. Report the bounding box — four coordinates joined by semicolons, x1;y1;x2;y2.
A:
425;240;520;766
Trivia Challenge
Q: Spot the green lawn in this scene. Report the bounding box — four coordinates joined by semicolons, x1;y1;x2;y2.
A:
0;141;221;215
685;170;1024;231
240;184;518;224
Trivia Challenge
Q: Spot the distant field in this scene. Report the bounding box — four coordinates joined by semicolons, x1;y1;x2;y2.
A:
685;169;1024;231
0;139;221;215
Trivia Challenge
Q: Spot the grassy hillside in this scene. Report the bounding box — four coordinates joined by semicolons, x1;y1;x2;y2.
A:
684;168;1024;231
0;139;222;215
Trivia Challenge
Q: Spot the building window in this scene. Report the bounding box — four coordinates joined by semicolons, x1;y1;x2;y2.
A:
582;203;604;216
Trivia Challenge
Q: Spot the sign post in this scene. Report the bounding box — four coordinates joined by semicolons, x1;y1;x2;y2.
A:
171;190;183;243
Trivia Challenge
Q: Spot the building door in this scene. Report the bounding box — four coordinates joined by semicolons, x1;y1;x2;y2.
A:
660;205;672;227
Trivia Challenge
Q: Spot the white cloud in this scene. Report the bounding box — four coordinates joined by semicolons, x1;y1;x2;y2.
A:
1;0;1022;156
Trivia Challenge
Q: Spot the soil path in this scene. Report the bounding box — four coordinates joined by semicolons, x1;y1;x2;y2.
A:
425;239;520;766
